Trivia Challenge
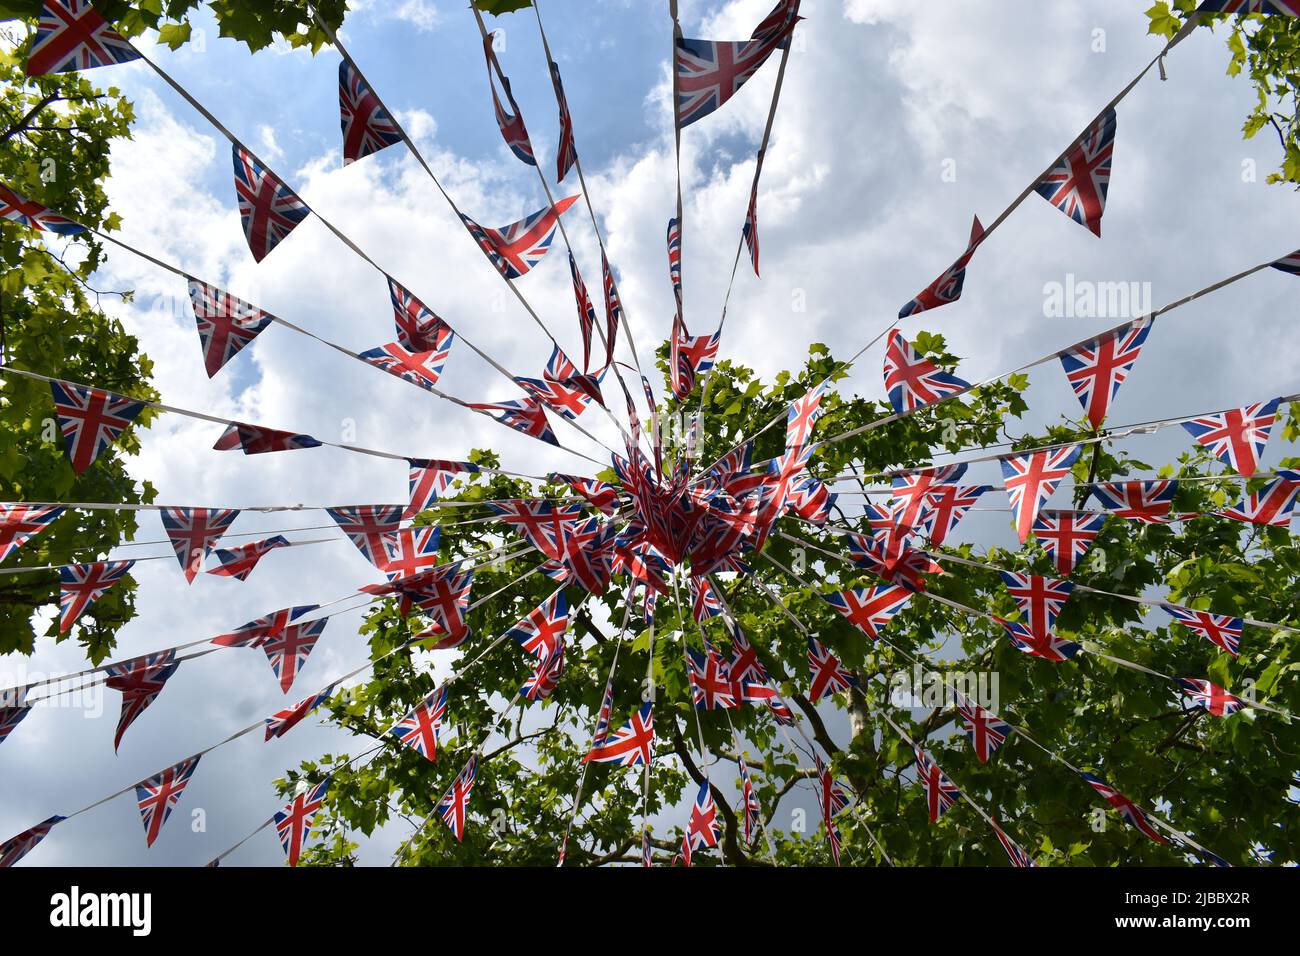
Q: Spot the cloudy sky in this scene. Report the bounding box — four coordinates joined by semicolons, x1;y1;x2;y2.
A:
4;0;1300;866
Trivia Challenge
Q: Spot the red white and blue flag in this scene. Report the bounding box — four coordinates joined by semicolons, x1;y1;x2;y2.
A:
186;278;273;378
207;535;290;581
1031;510;1106;576
327;505;404;568
998;572;1074;638
58;560;134;632
1176;678;1244;716
135;755;200;848
1058;319;1151;429
688;647;740;710
360;337;453;393
1197;1;1300;17
339;60;402;165
469;396;559;446
883;331;970;414
437;755;478;841
1;696;31;747
0;181;85;234
667;217;683;312
387;278;451;353
1035;108;1117;236
690;576;723;621
0;815;65;868
1163;605;1243;656
551;472;620;514
264;685;334;741
823;585;913;641
212;604;317;649
807;637;857;702
0;504;64;564
212;422;321;455
567;255;598;370
919;484;989;546
674;25;792;128
405;459;478;520
1181;398;1281;477
1079;771;1168;844
583;702;653;766
25;0;141;75
275;779;331;866
1089;480;1178;522
549;60;578;181
999;445;1082;543
390;686;448;761
998;617;1081;662
956;694;1012;763
600;253;622;369
482;33;535;165
232;144;309;263
915;749;961;822
739;755;760;843
49;380;146;475
670;317;721;400
742;183;760;276
161;507;240;583
680;780;720;866
1218;474;1300;527
380;526;441;582
509;590;570;660
461;196;577;280
261;617;328;694
104;650;180;752
786;381;829;452
898;215;984;318
727;620;771;684
991;817;1035;867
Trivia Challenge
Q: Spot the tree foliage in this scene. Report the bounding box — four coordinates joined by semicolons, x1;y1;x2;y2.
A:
283;339;1297;867
1148;1;1300;185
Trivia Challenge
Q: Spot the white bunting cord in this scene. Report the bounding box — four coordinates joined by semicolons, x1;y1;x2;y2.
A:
127;41;624;464
761;550;1231;863
767;537;1294;722
531;0;651;386
669;0;686;328
5;539;538;701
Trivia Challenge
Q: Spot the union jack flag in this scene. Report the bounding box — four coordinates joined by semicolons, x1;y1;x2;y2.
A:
515;346;600;420
551;473;619;514
1;698;30;747
232;144;310;263
998;571;1074;638
1032;510;1106;576
915;749;961;822
674;26;790;129
327;505;403;568
522;646;565;701
583;702;653;766
1198;1;1300;16
275;779;331;866
591;672;616;749
997;617;1082;662
360;337;453;393
688;647;740;710
380;525;440;581
405;458;478;520
186;278;273;378
212;604;317;648
600;253;622;369
509;590;570;659
726;620;770;684
883;330;970;414
461;196;577;280
104;650;180;752
482;33;534;165
667;217;683;311
680;780;720;866
1176;678;1244;716
486;499;585;560
738;755;760;843
135;755;200;848
160;507;240;583
990;817;1035;867
0;181;85;234
261;617;328;693
1079;771;1168;844
567;254;598;370
999;445;1082;543
49;379;147;475
58;560;133;632
25;0;141;75
1036;107;1117;236
212;422;321;454
823;585;913;641
807;637;858;702
0;504;64;563
1181;398;1281;477
437;755;478;840
1089;480;1178;522
956;694;1012;763
918;484;989;546
690;576;723;621
389;686;447;760
670;317;721;400
1058;319;1151;429
0;815;65;868
742;183;760;276
817;755;851;865
549;60;578;181
898;215;984;317
406;567;474;640
468;396;559;446
786;380;829;452
339;60;402;165
786;475;836;524
207;535;290;581
1163;604;1243;656
387;278;451;353
1218;474;1300;527
264;685;334;741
